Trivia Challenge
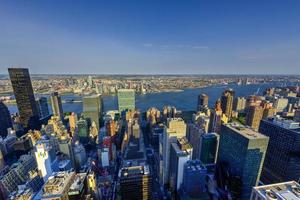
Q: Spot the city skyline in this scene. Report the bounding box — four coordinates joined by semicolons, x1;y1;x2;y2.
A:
1;1;300;74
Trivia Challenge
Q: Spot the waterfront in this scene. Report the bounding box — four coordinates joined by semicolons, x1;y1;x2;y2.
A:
6;83;283;114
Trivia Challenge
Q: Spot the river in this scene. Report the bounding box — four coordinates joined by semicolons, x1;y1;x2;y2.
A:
6;83;283;114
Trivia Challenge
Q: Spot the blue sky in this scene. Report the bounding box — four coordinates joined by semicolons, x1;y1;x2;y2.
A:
0;1;300;74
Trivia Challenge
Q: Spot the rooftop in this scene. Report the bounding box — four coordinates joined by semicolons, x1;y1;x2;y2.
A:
264;117;300;131
185;160;207;172
42;171;75;199
68;173;87;195
252;181;300;200
226;122;268;140
171;142;190;157
120;165;150;178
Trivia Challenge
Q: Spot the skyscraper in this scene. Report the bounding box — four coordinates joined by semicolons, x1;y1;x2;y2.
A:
83;94;103;129
197;93;209;111
76;117;90;144
182;160;208;199
106;120;116;137
233;97;246;112
221;89;235;119
217;123;269;199
0;101;12;137
50;92;64;119
246;105;264;131
8;68;39;129
209;99;223;133
169;137;192;191
160;118;186;186
199;133;219;165
187;123;205;160
68;112;77;134
117;89;135;113
259;117;300;184
36;97;50;119
58;137;75;168
119;165;152;200
34;142;53;181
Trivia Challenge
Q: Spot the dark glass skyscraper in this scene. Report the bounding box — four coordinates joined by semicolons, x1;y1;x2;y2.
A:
8;68;39;130
217;123;269;199
120;165;152;200
199;133;219;165
0;101;12;137
259;117;300;184
36;97;50;119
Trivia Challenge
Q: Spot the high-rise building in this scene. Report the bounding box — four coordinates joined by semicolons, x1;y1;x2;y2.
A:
294;109;300;122
246;105;264;131
181;160;208;199
117;89;135;113
119;165;152;200
34;142;53;181
199;132;219;165
262;106;276;119
217;123;269;199
250;181;300;200
197;94;209;111
169;137;192;191
58;138;75;168
36;97;50;119
50;92;64;119
87;171;99;199
209;99;223;133
68;173;88;200
259;117;300;184
162;105;177;120
0;149;4;170
106;120;116;137
233;97;246;112
221;89;235;119
146;107;161;126
68;112;77;134
73;141;87;170
187;124;205;160
87;75;93;87
83;94;103;129
8;68;39;129
192;112;210;133
0;101;12;137
41;171;76;200
76;118;90;144
274;97;288;112
160;118;186;186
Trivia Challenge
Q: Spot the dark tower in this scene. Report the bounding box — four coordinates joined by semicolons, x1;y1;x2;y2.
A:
8;68;40;130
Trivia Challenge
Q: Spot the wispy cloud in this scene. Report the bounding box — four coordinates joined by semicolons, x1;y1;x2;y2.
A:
143;43;153;47
192;45;209;49
240;53;273;61
159;44;208;50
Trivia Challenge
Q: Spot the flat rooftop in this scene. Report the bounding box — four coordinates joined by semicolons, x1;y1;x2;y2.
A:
120;165;150;178
253;181;300;200
42;171;75;199
68;173;87;195
226;122;268;140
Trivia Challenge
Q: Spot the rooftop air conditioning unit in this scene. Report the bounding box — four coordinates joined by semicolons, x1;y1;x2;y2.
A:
292;186;300;197
266;190;278;200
